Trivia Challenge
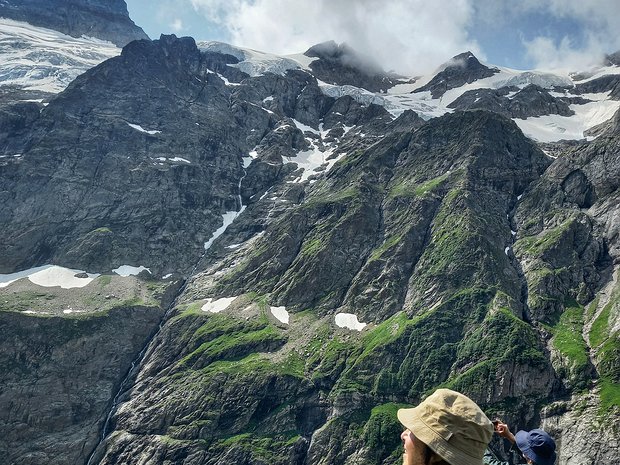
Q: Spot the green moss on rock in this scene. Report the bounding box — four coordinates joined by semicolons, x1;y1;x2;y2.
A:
363;402;408;462
513;218;575;257
549;300;590;389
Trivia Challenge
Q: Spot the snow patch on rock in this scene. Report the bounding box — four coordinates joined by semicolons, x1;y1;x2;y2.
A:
514;92;620;142
335;313;367;331
204;209;246;250
270;306;289;324
127;123;160;135
112;265;151;277
0;265;99;289
202;296;237;313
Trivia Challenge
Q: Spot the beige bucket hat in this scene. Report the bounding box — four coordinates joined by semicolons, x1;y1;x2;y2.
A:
397;389;493;465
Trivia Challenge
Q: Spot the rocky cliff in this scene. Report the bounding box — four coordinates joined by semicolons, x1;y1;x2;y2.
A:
0;275;180;465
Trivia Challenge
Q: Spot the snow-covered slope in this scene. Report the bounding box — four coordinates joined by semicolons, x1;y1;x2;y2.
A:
383;63;620;142
0;18;120;95
3;19;618;144
196;43;620;143
198;41;316;77
514;91;620;142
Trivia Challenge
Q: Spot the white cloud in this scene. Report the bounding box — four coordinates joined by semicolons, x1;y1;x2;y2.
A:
189;0;482;75
519;0;620;71
170;18;184;32
184;0;620;74
524;34;608;72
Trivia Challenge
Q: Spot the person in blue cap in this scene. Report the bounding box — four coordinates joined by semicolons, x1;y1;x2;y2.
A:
483;420;557;465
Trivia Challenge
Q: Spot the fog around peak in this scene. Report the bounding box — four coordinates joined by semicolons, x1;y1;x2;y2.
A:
134;0;620;75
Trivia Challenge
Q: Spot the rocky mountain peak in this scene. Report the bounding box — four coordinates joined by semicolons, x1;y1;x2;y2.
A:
445;50;481;67
414;50;500;98
304;40;402;92
0;0;148;46
305;40;380;72
605;50;620;66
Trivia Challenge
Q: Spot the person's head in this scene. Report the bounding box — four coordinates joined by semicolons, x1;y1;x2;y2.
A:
397;388;493;465
515;429;556;465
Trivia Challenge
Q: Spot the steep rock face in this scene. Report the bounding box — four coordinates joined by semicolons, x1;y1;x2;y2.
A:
414;51;499;98
605;50;620;66
449;84;574;119
512;110;620;427
0;34;402;277
0;0;148;46
0;306;165;465
0;35;249;275
542;392;620;465
211;110;549;315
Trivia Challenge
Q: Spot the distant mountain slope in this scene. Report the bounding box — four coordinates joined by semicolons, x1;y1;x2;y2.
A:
0;0;148;46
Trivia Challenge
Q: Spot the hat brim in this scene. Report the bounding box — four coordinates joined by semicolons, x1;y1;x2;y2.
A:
515;430;557;465
397;407;484;465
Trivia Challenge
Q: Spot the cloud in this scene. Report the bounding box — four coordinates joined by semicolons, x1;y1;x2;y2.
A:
189;0;483;75
170;18;184;32
515;0;620;70
523;35;607;72
185;0;620;74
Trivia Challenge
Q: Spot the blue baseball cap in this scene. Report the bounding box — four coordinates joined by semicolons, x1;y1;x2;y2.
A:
515;429;557;465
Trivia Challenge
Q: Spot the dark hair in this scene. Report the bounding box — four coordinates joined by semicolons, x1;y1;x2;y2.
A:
422;443;450;465
424;444;434;465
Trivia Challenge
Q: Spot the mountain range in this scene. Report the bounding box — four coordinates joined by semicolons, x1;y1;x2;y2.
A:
0;2;619;465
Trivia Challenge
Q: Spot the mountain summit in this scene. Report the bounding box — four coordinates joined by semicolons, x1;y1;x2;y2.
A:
305;40;403;92
414;51;500;98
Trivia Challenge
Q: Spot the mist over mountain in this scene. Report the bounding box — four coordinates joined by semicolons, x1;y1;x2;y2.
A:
1;2;620;465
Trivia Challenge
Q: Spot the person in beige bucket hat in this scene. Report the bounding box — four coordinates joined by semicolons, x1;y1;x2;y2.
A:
397;388;494;465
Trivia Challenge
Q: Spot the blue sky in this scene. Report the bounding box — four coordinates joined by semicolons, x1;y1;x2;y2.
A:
125;0;620;74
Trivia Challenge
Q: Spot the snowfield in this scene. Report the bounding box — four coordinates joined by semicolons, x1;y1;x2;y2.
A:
270;306;289;324
198;41;314;77
0;18;119;93
335;313;367;331
112;265;151;277
202;296;238;313
0;265;99;289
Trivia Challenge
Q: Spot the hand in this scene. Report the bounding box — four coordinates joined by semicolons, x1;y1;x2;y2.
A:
401;429;415;454
493;420;515;444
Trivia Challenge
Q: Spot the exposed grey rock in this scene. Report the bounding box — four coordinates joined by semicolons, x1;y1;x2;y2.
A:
605;50;620;67
0;306;165;465
413;51;500;98
542;393;620;465
0;35;252;275
448;84;574;119
0;0;148;47
575;74;620;100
